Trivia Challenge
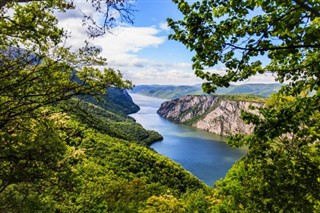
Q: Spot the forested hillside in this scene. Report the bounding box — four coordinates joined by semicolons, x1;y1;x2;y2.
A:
0;2;210;212
72;91;162;146
1;0;319;212
79;85;140;115
0;94;210;212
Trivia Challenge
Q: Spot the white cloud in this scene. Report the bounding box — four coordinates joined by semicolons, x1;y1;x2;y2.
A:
57;7;165;60
205;68;278;84
240;73;278;84
101;27;165;55
124;67;203;85
174;62;192;68
54;3;278;86
55;1;96;22
55;3;202;85
159;22;170;31
56;2;164;51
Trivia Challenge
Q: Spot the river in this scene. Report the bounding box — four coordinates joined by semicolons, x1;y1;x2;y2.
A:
130;94;246;186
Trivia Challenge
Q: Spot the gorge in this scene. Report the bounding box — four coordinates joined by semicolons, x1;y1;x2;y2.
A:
130;94;246;185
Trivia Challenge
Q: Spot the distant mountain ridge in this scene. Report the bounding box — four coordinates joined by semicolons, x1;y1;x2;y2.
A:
131;83;282;99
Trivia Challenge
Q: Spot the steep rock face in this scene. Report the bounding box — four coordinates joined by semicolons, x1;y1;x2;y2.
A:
194;100;261;135
157;96;262;136
157;95;217;123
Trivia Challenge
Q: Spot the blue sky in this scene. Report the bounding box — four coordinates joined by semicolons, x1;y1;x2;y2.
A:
55;0;276;85
126;1;195;63
134;1;192;62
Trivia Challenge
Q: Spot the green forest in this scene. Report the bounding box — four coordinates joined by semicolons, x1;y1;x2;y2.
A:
1;0;319;212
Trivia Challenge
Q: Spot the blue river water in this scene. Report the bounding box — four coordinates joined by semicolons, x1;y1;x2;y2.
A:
130;94;246;186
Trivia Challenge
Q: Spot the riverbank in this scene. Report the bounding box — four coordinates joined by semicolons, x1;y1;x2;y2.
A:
130;93;246;185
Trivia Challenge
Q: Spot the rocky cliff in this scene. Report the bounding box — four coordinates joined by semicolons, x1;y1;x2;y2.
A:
157;95;262;136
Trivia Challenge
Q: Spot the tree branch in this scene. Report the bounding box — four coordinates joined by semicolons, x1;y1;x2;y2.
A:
0;0;41;7
1;0;135;38
225;43;320;52
292;0;320;18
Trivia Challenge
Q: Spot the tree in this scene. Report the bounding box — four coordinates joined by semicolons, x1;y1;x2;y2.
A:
169;0;320;211
0;0;132;194
0;0;135;37
168;0;319;93
143;194;186;213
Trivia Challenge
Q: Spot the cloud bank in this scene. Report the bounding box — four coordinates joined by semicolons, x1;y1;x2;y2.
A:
55;3;278;86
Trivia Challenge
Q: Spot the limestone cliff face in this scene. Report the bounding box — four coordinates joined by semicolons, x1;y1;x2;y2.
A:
157;95;262;136
157;95;217;123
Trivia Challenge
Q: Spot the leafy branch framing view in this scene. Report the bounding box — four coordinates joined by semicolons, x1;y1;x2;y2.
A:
169;0;319;211
0;0;319;212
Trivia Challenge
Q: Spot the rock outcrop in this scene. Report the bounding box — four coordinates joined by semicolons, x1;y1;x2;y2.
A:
157;95;262;136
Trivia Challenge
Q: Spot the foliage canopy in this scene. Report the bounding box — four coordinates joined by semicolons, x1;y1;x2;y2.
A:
170;0;320;212
1;0;319;211
1;0;135;37
0;0;131;194
169;0;320;94
0;1;211;212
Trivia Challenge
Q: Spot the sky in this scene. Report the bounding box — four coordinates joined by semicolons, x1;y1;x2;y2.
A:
55;0;277;86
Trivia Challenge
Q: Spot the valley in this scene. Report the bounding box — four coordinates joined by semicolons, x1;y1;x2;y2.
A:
130;94;246;185
2;1;319;211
